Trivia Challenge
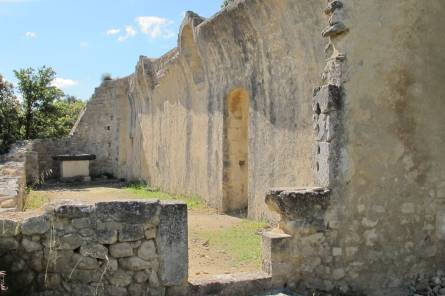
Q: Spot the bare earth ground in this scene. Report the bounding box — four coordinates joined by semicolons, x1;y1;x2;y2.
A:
26;184;265;280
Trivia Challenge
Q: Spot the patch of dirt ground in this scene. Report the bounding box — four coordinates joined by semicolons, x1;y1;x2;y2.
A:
27;184;267;280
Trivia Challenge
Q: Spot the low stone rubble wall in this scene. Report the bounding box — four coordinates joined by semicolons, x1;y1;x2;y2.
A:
0;200;188;296
0;142;30;212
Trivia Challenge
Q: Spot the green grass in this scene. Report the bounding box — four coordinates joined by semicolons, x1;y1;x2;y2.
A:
24;190;49;210
125;183;205;209
199;219;268;267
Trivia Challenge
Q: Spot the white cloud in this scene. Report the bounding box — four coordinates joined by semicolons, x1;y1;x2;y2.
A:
25;31;37;38
135;16;174;39
106;28;120;36
80;41;88;48
51;78;78;89
117;26;136;42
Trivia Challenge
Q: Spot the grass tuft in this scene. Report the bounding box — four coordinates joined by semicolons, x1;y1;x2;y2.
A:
125;183;205;209
24;190;49;210
199;220;268;267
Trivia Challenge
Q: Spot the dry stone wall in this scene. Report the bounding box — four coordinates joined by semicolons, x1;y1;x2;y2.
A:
0;200;187;296
0;142;34;212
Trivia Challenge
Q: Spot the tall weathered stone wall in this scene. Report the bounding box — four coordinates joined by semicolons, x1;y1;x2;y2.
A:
265;1;445;295
69;78;130;178
0;200;187;296
72;0;327;220
330;0;445;294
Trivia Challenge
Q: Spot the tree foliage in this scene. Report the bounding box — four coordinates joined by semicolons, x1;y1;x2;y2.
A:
38;96;85;138
0;75;20;154
0;67;86;153
14;66;64;139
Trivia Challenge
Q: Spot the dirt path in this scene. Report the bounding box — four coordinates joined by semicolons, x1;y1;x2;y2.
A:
30;185;264;280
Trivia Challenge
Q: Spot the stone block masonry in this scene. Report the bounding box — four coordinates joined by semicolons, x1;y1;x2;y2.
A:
0;200;188;296
0;142;31;212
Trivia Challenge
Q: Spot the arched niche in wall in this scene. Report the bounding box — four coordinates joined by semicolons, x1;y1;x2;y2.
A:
179;24;205;85
223;88;250;212
128;94;136;140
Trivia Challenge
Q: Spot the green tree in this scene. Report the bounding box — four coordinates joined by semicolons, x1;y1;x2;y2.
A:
0;75;20;153
14;66;64;139
38;96;85;138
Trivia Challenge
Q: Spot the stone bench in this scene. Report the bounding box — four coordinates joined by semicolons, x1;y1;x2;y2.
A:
52;154;96;182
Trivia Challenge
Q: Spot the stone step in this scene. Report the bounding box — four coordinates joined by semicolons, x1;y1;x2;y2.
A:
188;272;274;296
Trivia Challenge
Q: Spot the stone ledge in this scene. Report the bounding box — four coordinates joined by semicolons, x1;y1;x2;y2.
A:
188;272;273;296
265;187;330;232
52;154;96;161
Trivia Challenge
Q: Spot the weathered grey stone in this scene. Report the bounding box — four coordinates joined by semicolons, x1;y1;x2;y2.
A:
79;228;96;238
80;243;108;259
30;251;44;271
128;283;145;296
0;219;19;236
45;250;75;273
72;253;99;270
157;202;187;286
324;0;344;15
97;221;119;244
265;188;330;229
72;217;92;229
149;287;166;296
57;233;83;250
0;237;19;250
149;270;160;288
53;219;75;235
138;240;157;260
119;224;144;242
144;227;156;240
332;268;345;280
11;258;26;272
68;269;101;283
70;284;96;296
436;209;445;240
313;84;341;114
22;237;42;252
110;242;134;258
322;22;348;37
96;201;160;223
129;242;142;252
105;286;128;296
108;257;119;272
22;215;49;235
134;271;150;283
54;203;94;219
45;273;61;289
119;257;155;271
332;247;342;257
16;271;36;286
401;203;415;214
107;270;133;287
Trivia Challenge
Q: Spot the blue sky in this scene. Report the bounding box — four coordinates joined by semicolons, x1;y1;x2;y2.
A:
0;0;221;100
